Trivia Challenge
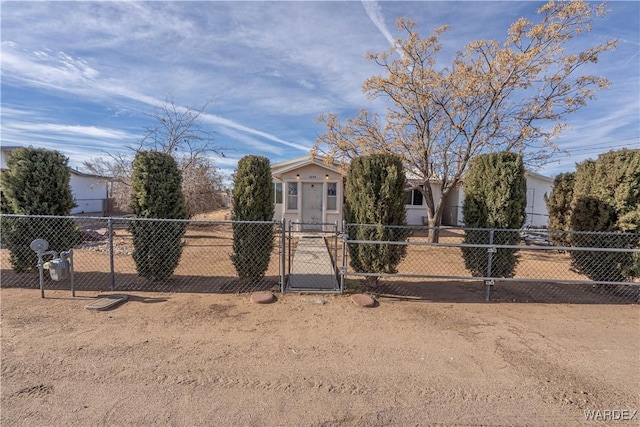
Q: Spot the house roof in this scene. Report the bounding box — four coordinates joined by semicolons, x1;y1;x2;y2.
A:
70;169;110;180
406;170;553;185
271;155;342;178
524;170;554;183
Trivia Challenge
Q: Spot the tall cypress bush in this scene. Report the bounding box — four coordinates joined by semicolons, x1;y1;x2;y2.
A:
461;152;526;277
231;155;274;281
1;148;82;272
545;172;575;247
129;151;187;281
569;149;640;282
344;153;408;279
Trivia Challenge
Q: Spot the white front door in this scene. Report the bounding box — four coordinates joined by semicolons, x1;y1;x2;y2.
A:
302;182;323;225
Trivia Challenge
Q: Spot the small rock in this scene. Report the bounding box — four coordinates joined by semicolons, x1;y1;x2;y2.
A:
249;291;275;304
351;294;376;308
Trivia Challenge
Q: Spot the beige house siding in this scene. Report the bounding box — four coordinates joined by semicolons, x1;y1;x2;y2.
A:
272;157;343;230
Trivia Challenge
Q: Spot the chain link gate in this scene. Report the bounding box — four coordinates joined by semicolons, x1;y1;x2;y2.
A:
284;221;340;293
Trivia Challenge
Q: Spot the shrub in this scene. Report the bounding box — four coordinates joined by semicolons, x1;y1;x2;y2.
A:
569;149;640;282
231;155;274;281
344;153;409;278
545;172;575;247
461;152;526;277
0;148;82;272
129;151;187;281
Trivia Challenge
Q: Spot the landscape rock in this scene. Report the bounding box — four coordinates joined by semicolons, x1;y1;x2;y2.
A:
351;293;376;308
249;291;276;304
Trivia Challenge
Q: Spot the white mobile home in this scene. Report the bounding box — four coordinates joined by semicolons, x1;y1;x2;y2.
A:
523;171;554;227
404;181;462;227
406;172;553;227
271;155;553;228
69;169;110;215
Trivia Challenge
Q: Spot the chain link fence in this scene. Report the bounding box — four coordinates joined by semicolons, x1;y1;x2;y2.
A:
342;224;640;304
1;214;283;295
1;215;638;304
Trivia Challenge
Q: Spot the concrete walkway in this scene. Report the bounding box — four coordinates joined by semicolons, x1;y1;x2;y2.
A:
288;236;339;291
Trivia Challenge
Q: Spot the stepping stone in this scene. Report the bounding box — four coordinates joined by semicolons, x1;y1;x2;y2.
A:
351;293;376;308
85;294;128;311
249;291;275;304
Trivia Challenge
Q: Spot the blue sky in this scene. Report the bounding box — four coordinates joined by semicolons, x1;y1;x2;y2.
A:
1;1;638;180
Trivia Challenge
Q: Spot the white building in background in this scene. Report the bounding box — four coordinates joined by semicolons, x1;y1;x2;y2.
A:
68;169;110;215
1;146;110;215
523;171;554;227
271;155;554;228
414;171;554;228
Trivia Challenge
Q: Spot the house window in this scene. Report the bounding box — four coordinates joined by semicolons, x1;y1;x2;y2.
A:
274;182;283;204
405;186;424;206
287;182;298;211
326;182;337;211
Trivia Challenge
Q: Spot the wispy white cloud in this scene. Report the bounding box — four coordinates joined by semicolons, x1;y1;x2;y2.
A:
1;42;310;154
0;107;137;166
361;1;396;47
200;112;310;152
5;123;133;141
1;47;99;93
1;1;637;178
215;127;285;156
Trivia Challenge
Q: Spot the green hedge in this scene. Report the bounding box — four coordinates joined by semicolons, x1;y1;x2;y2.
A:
461;152;526;277
231;155;274;281
345;153;409;276
129;151;187;281
0;148;81;272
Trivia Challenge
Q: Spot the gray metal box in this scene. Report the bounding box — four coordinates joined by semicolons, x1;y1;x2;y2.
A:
49;258;69;281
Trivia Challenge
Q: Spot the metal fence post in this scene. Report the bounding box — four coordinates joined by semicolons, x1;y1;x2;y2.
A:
280;219;286;293
108;218;115;291
341;220;347;293
287;220;292;286
334;221;339;290
485;229;496;302
38;254;46;299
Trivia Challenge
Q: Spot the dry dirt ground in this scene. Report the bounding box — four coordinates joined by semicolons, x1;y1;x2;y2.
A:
1;286;638;426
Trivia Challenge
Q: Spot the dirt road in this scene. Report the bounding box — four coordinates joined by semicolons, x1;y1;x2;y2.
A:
1;288;638;426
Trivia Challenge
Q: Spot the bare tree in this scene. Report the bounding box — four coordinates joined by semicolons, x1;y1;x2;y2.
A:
83;97;225;216
138;96;223;170
181;156;225;217
315;1;616;241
